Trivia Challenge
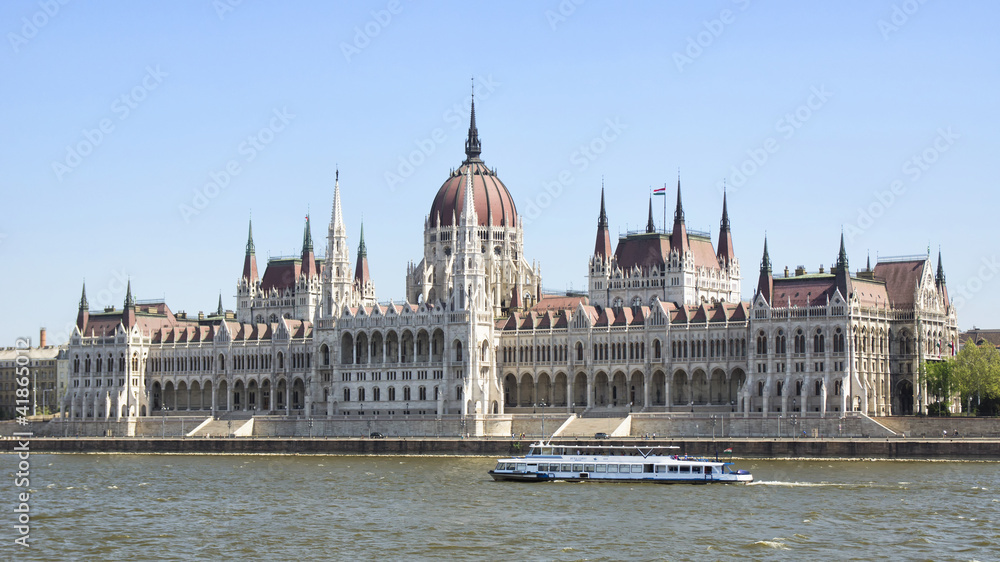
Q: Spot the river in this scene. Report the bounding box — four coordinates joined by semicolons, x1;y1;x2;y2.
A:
2;454;996;560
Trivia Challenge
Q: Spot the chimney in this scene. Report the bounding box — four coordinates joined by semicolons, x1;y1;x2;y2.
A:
784;266;789;278
39;327;47;348
819;264;825;274
795;265;806;276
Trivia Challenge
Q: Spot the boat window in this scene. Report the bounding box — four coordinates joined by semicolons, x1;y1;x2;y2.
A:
619;464;630;473
516;463;526;472
607;464;618;473
668;466;678;473
537;464;548;472
654;465;666;473
631;464;642;473
572;464;583;472
692;466;702;474
596;464;606;473
584;464;596;472
560;464;571;472
644;464;653;473
495;463;504;471
680;466;690;473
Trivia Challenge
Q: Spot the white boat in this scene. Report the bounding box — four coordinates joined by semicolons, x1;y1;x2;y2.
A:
488;442;753;484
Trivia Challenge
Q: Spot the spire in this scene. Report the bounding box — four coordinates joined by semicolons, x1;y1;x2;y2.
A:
302;214;314;254
646;197;656;233
836;232;849;271
717;189;735;265
670;176;688;254
593;187;613;260
756;237;773;305
242;217;259;283
357;222;367;258
330;169;345;236
79;281;89;310
460;163;477;227
760;237;772;274
300;214;317;279
123;279;136;328
866;252;871;272
124;279;135;308
76;281;90;331
834;233;852;299
216;293;224;316
354;223;371;286
936;249;946;286
464;82;482;162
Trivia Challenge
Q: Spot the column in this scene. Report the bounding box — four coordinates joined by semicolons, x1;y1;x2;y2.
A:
211;381;217;417
586;375;593;409
664;376;671;413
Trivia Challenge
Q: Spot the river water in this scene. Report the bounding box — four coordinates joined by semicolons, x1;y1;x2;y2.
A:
2;453;997;561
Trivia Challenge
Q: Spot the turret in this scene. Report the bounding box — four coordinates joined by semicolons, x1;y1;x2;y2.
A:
936;249;946;287
354;223;371;287
325;169;354;308
464;87;482;163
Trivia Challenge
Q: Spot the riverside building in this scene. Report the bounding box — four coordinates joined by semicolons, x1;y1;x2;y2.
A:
62;98;960;433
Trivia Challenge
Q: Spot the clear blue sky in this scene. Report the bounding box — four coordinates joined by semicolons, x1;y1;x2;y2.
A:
2;1;997;346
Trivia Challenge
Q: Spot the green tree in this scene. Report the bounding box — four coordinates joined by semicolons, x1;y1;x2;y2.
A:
951;341;1000;415
924;360;954;415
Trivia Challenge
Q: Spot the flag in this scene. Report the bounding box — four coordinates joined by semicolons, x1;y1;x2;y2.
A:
653;187;666;195
723;447;733;454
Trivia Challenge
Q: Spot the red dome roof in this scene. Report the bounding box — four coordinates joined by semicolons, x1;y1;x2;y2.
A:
429;160;517;228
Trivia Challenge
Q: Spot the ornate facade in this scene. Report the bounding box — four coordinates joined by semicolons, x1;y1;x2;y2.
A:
61;97;959;430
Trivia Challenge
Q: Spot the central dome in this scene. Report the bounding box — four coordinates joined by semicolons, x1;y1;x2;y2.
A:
427;96;518;228
429;161;518;228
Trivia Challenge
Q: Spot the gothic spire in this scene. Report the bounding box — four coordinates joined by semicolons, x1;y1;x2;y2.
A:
761;237;772;273
670;175;688;254
357;222;367;258
464;83;482;162
123;279;136;328
594;186;612;260
79;281;89;310
460;163;477;227
717;189;735;265
837;231;849;271
646;197;656;233
354;223;371;288
246;218;255;256
216;293;224;316
330;169;346;236
76;280;89;331
757;237;774;305
673;176;685;224
302;214;314;254
124;279;135;308
936;249;946;286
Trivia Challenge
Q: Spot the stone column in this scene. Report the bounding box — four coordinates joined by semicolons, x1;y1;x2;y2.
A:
586;375;593;409
820;376;828;417
664;376;671;413
211;381;217;417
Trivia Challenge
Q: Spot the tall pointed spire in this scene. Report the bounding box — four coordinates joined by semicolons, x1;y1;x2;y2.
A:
464;80;482;162
646;197;656;233
301;214;317;279
756;237;773;305
76;281;89;331
936;249;946;286
357;222;367;258
217;293;225;316
354;223;371;286
123;279;136;328
460;163;477;227
717;189;735;265
834;233;852;299
594;186;612;260
330;169;346;236
242;217;258;283
836;232;849;271
670;175;688;254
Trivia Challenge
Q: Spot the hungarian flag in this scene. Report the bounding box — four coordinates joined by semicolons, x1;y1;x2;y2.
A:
653;187;666;196
723;447;733;454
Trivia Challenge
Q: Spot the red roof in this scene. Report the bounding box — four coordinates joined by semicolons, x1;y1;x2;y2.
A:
429;160;517;228
873;260;924;309
261;259;301;292
614;233;720;272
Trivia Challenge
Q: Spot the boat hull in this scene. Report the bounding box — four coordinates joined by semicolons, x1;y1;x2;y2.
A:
488;470;752;484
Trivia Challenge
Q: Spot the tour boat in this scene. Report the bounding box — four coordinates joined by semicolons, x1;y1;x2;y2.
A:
488;442;753;484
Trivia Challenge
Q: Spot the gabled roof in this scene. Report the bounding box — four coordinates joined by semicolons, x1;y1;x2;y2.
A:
873;259;925;309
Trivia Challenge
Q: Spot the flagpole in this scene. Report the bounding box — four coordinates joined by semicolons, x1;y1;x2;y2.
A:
662;182;667;234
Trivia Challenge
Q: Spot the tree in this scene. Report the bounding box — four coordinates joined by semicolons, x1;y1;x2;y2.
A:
924;360;954;415
951;341;1000;415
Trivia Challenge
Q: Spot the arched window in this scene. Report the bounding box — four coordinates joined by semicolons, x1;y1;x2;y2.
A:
653;340;661;359
455;340;463;361
343;388;350;402
576;342;584;361
358;387;366;402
